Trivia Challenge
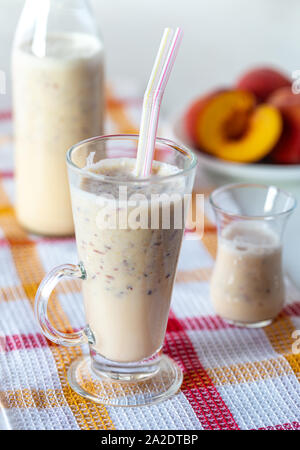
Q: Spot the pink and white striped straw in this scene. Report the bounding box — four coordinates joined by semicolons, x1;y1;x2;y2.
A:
135;27;183;177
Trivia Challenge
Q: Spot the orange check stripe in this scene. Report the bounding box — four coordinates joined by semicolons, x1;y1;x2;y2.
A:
264;315;300;383
193;189;218;258
1;389;67;409
0;285;25;302
176;268;212;283
0;135;12;146
206;357;294;386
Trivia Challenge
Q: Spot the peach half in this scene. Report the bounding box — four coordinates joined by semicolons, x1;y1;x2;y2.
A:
184;90;283;163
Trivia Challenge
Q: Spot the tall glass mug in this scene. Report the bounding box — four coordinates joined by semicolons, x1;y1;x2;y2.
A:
35;135;197;406
210;183;296;328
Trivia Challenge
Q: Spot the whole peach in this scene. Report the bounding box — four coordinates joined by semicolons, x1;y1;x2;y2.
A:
236;67;291;102
267;86;300;163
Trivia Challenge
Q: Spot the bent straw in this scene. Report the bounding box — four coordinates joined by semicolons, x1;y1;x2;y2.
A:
135;27;183;177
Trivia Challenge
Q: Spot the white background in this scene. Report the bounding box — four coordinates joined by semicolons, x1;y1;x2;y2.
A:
1;0;300;112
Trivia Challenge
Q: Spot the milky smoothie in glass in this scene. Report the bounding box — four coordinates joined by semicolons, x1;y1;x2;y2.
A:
210;221;284;324
71;158;186;363
12;32;104;235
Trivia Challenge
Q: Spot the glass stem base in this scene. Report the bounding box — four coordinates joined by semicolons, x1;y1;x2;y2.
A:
223;317;274;328
90;350;162;382
67;354;183;406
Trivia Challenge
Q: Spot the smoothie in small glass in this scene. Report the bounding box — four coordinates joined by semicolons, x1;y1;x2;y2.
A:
209;183;296;327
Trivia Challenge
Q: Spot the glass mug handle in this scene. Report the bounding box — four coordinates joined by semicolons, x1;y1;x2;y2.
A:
35;262;88;346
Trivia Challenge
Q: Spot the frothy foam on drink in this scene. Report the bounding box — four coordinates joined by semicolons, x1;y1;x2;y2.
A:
221;221;280;254
79;158;183;199
84;157;179;179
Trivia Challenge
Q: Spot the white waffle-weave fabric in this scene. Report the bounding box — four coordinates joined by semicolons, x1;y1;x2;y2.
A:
0;85;299;430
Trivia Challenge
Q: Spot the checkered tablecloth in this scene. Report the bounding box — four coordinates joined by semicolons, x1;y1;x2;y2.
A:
0;85;299;430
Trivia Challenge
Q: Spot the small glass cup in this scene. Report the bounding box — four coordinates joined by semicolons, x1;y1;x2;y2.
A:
35;134;197;406
210;183;296;328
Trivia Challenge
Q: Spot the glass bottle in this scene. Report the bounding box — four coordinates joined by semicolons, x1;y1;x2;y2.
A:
12;0;104;236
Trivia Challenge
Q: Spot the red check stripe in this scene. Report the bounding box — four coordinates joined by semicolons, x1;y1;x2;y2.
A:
164;311;239;430
257;421;300;430
282;302;300;317
0;111;11;121
167;315;231;332
3;333;49;352
0;171;14;178
2;304;300;355
166;302;300;334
